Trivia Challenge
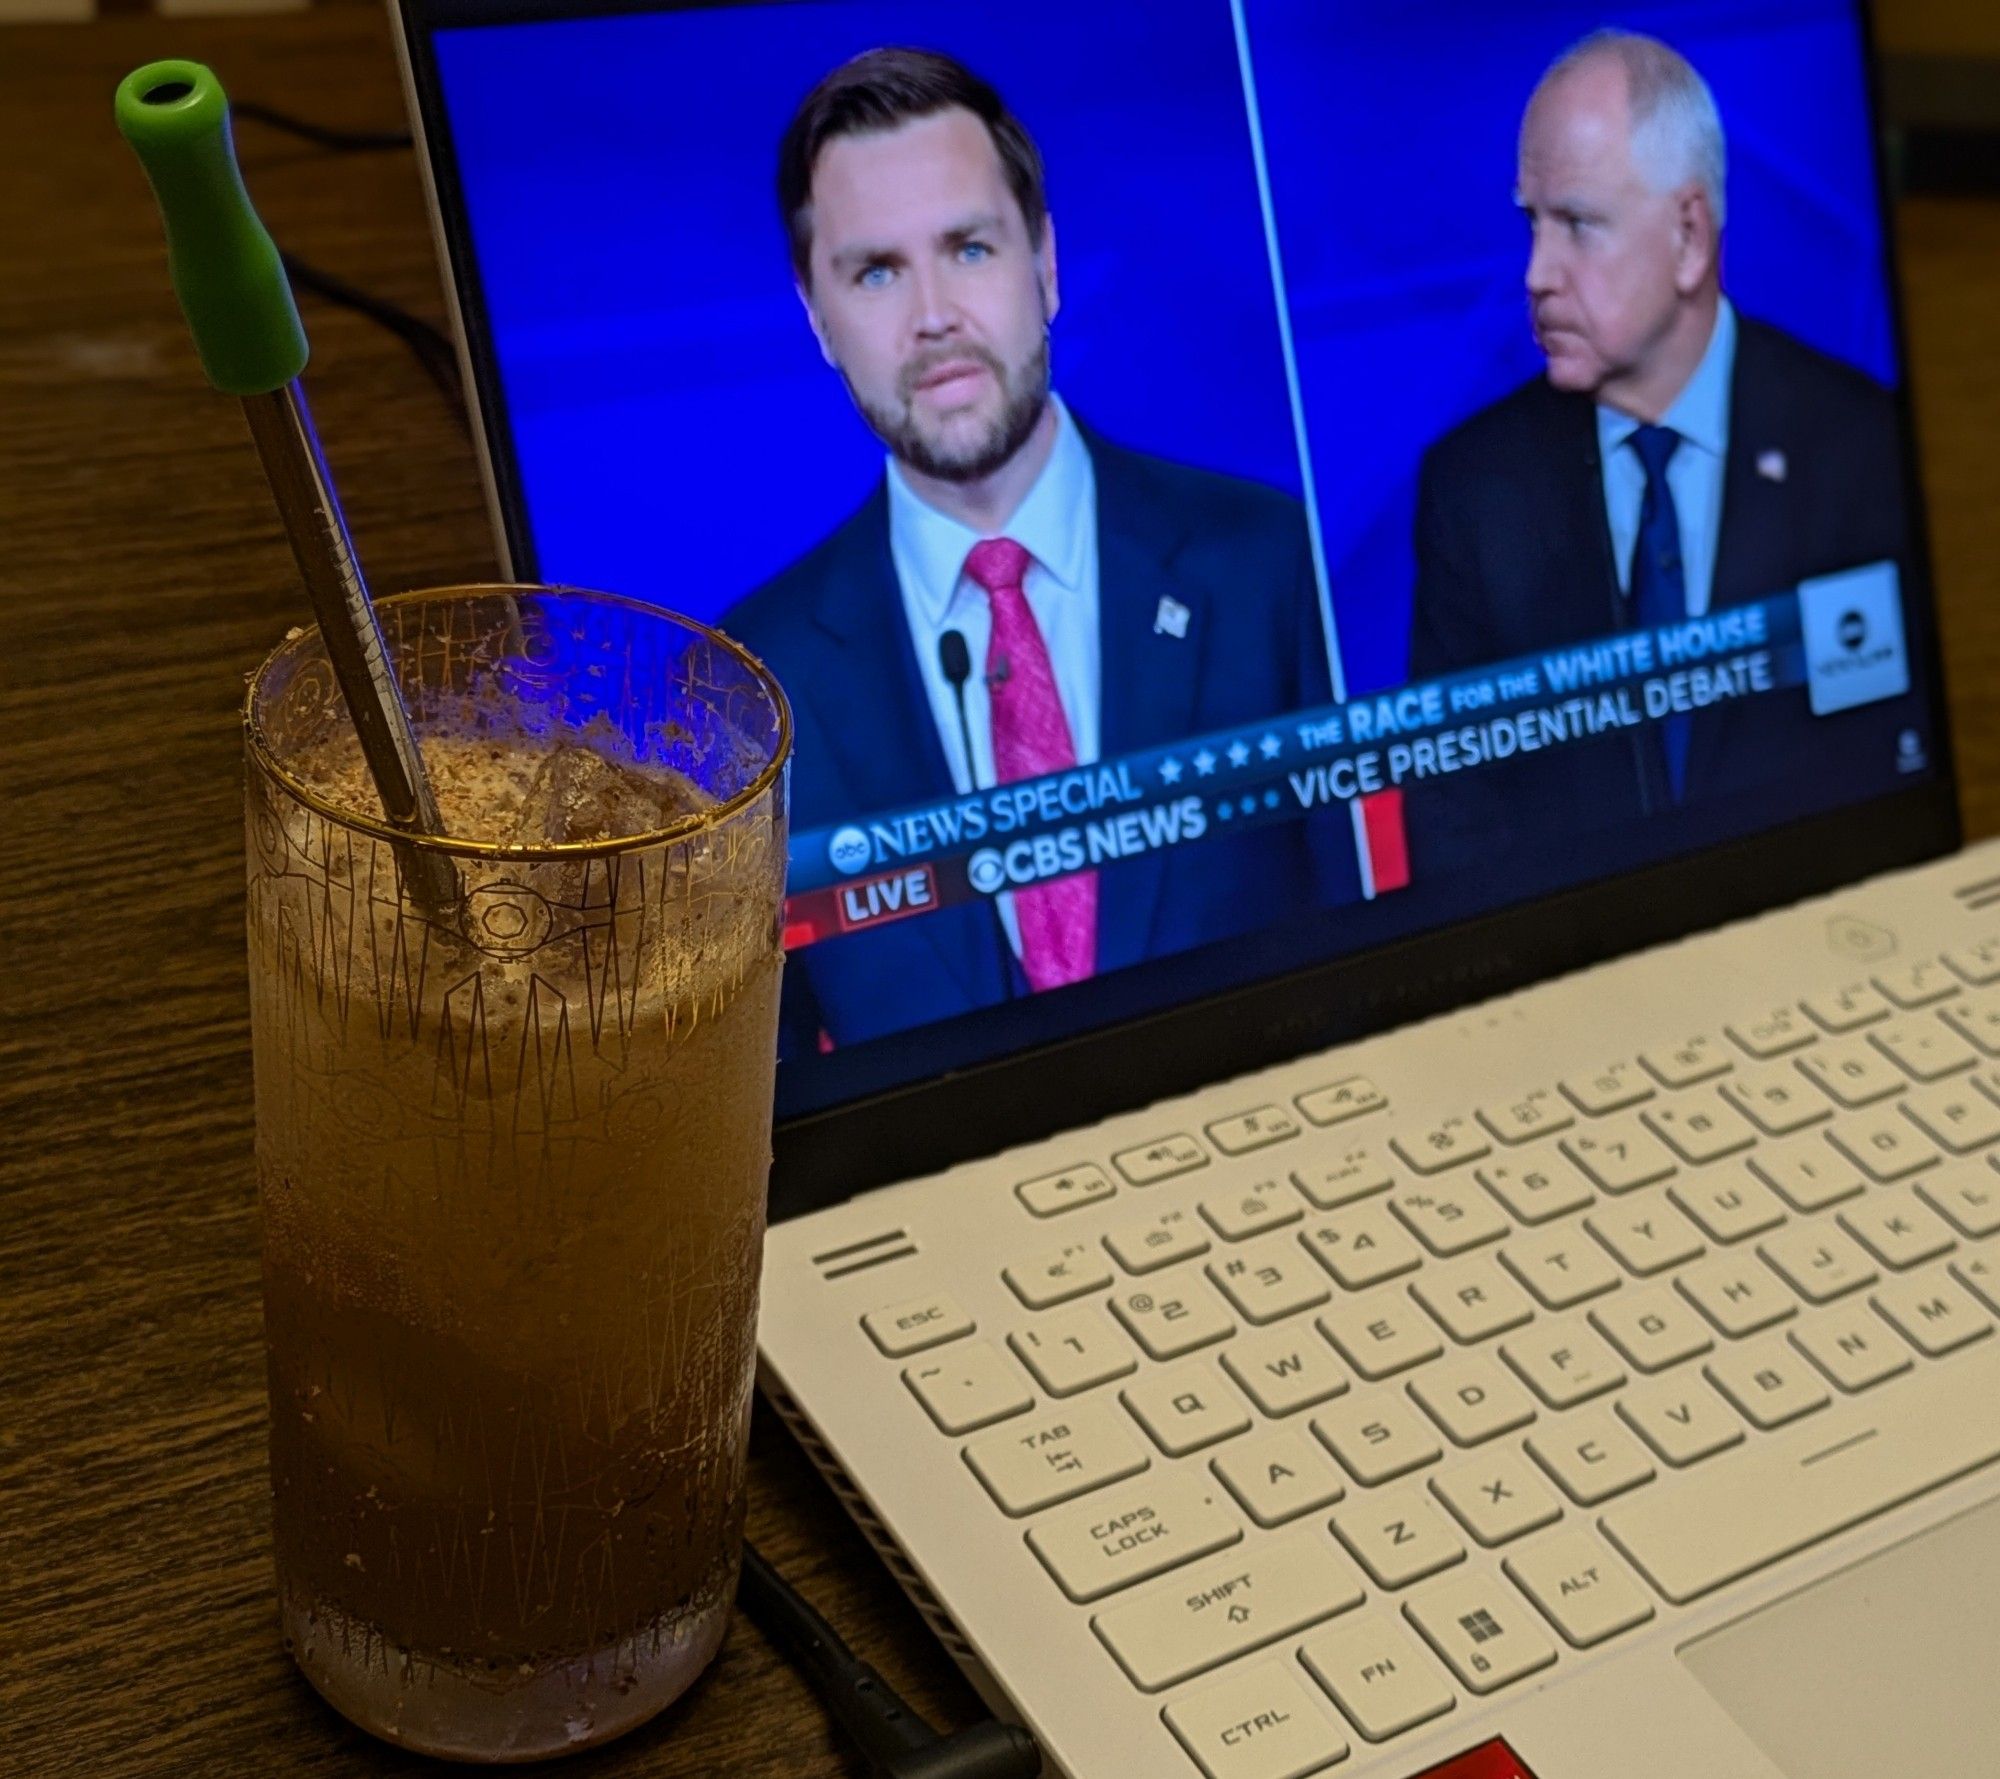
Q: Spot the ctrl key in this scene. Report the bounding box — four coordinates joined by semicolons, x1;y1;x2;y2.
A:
1164;1662;1350;1778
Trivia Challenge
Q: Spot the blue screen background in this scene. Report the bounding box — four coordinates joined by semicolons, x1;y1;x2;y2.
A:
432;0;1303;622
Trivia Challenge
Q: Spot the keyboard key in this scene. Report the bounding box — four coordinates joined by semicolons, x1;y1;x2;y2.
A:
1028;1470;1242;1603
1211;1428;1346;1527
1872;1019;1979;1082
1092;1531;1364;1692
1642;1093;1758;1165
1299;1617;1457;1743
1407;1354;1537;1446
1727;1007;1817;1058
1110;1278;1235;1361
1430;1449;1563;1547
1955;1250;2000;1314
1477;1151;1595;1224
1391;1118;1491;1176
1801;982;1890;1033
1586;1200;1706;1276
904;1342;1033;1434
1560;1061;1653;1115
1617;1374;1745;1466
1591;1285;1715;1372
1410;1256;1535;1342
1874;960;1960;1009
1477;1089;1573;1145
1313;1393;1443;1486
1921;1167;2000;1237
1296;1075;1387;1127
1792;1306;1914;1393
1706;1338;1830;1428
964;1401;1148;1515
1841;1188;1956;1270
1163;1662;1350;1779
1942;938;2000;988
864;1291;974;1357
1292;1144;1394;1211
1404;1575;1557;1694
1300;1205;1422;1289
1207;1106;1301;1158
1874;1275;1993;1355
1505;1530;1656;1649
1499;1226;1622;1309
1670;1166;1787;1244
1206;1241;1330;1325
1759;1225;1879;1303
1751;1136;1866;1212
1123;1361;1253;1457
1010;1307;1138;1397
1105;1208;1212;1275
1017;1163;1115;1218
1828;1111;1938;1182
1939;993;2000;1056
1676;1253;1798;1337
1220;1325;1348;1418
1900;1079;2000;1154
1562;1119;1678;1193
1200;1179;1304;1243
1501;1319;1627;1408
1640;1034;1731;1088
1004;1242;1114;1309
1114;1134;1209;1186
1721;1063;1831;1135
1333;1487;1466;1588
1390;1179;1509;1256
1601;1343;2000;1604
1799;1040;1906;1108
1319;1294;1443;1381
1527;1409;1657;1505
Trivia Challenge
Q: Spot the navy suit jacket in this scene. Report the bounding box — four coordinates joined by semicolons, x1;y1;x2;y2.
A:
725;425;1357;1054
1406;315;1910;893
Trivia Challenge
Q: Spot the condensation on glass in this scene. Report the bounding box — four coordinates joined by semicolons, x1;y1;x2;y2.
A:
243;587;790;1760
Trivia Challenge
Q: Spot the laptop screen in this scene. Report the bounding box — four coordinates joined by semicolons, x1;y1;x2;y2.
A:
409;0;1940;1123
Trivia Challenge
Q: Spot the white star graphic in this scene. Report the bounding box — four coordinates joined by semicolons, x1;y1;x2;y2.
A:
1159;756;1183;785
1259;733;1282;760
1193;749;1217;777
1226;740;1251;768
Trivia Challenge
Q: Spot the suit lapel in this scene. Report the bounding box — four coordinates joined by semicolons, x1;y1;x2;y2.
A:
1089;438;1207;973
797;486;1003;1006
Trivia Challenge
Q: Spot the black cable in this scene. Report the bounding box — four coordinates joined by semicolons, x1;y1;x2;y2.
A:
279;250;466;418
234;98;412;153
737;1540;1041;1779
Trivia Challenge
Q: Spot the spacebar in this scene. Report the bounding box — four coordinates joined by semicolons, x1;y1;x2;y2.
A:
1602;1344;2000;1605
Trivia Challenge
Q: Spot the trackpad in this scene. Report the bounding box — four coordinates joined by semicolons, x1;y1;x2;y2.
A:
1679;1494;2000;1777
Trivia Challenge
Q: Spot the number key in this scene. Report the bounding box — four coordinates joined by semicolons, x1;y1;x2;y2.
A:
1561;1117;1677;1192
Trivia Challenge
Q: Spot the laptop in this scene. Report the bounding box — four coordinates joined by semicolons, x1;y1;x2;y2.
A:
389;3;2000;1773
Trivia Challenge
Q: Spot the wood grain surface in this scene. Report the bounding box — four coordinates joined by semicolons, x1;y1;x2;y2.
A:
2;9;1997;1778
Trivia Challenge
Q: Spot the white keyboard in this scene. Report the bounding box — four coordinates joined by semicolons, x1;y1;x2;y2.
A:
848;938;2000;1777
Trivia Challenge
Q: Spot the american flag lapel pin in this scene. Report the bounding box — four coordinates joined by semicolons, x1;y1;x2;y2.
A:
1154;595;1190;639
1756;448;1788;483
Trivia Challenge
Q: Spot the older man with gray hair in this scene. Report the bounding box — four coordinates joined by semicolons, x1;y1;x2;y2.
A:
1406;27;1905;887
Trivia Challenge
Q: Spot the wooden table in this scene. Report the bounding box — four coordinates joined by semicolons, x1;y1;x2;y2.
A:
3;8;1998;1776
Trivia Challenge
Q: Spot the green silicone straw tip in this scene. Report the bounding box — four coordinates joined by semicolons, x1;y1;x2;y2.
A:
116;59;308;396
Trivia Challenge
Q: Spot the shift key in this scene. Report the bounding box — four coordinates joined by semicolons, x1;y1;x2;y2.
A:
1092;1530;1364;1692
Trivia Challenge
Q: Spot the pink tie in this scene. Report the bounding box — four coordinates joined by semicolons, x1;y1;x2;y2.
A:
963;537;1097;991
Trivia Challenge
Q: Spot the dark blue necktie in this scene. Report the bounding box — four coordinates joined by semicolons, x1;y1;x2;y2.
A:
1628;423;1689;805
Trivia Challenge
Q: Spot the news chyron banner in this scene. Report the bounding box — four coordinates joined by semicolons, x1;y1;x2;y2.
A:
781;563;1910;949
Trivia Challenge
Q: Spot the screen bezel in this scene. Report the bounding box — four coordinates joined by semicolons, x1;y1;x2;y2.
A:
388;0;1961;1222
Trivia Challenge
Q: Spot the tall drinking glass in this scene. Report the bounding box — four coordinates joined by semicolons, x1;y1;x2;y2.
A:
242;586;790;1760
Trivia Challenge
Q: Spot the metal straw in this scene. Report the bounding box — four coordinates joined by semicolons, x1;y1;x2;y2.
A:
115;59;459;914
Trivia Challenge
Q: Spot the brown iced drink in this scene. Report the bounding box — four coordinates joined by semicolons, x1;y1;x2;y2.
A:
245;603;788;1762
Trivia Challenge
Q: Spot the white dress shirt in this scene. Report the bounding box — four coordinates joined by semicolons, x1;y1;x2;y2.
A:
1596;297;1738;619
887;396;1101;959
